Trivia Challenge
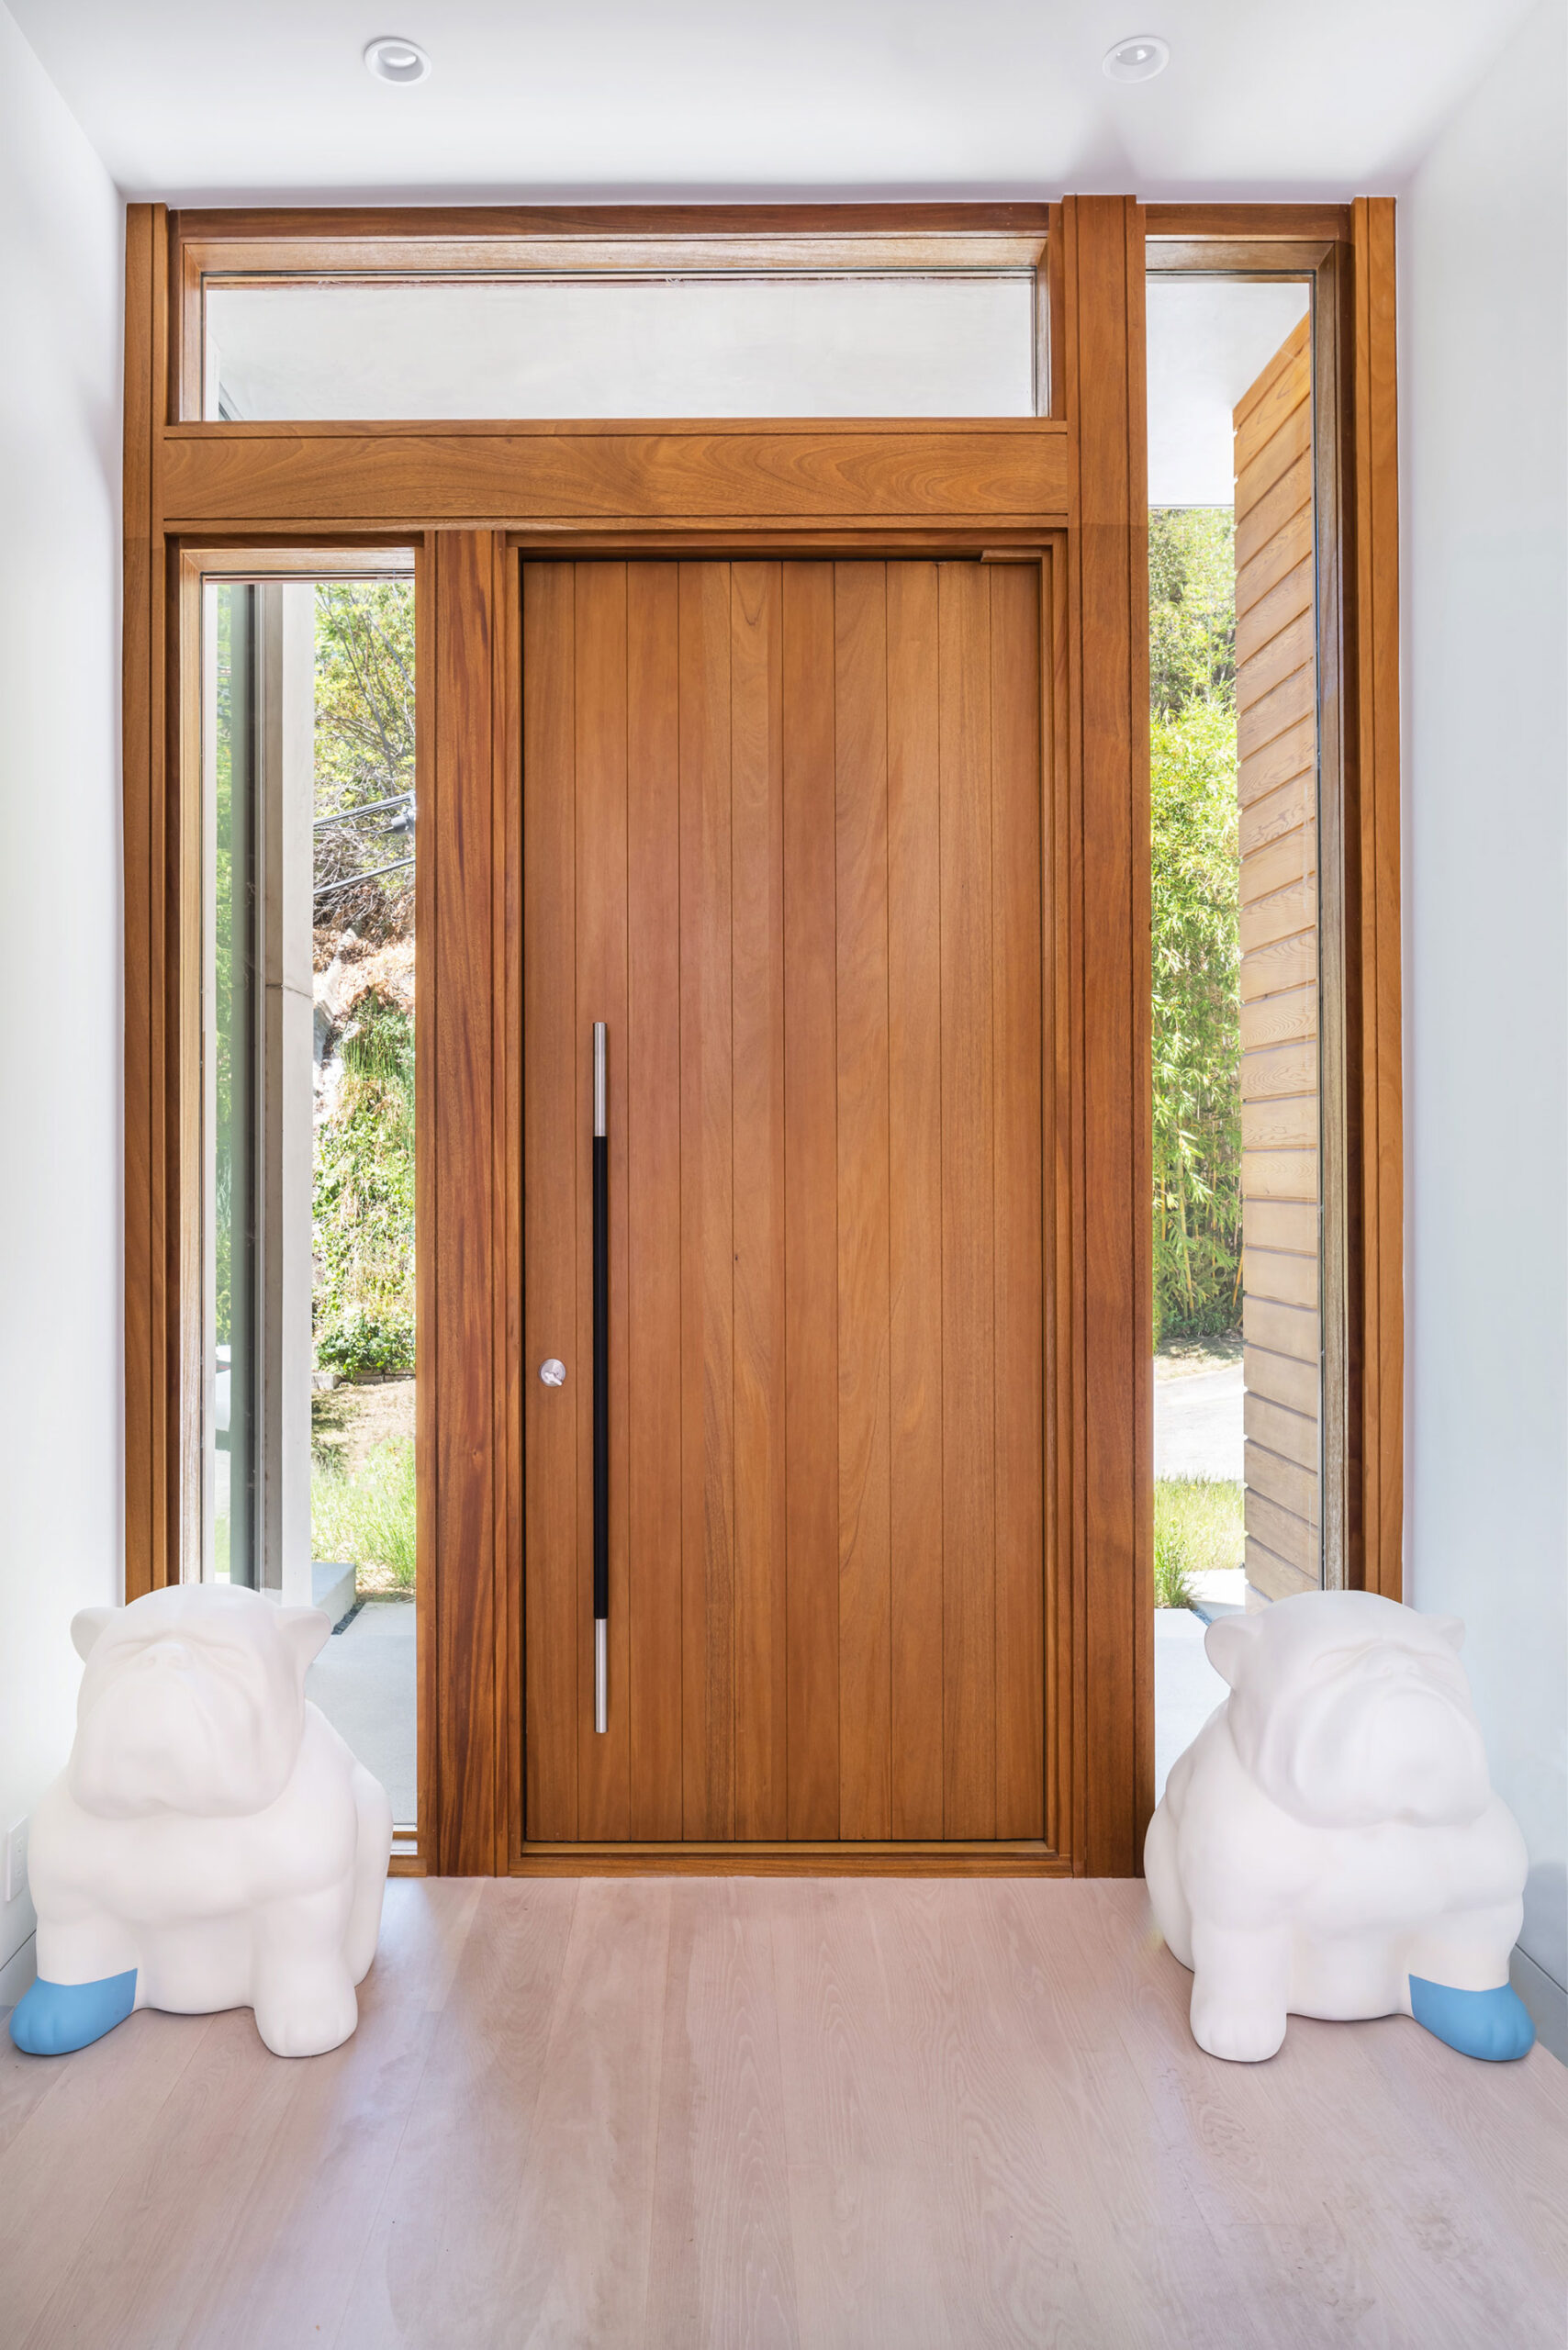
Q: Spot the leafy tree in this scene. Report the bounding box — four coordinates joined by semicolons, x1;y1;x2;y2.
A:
1150;510;1242;1339
313;998;416;1376
313;583;416;941
1149;507;1236;718
311;583;419;1382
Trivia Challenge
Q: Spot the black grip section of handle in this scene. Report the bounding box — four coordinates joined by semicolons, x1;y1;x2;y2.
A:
592;1131;610;1623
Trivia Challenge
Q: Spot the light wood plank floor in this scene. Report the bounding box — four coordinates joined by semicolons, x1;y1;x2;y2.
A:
2;1879;1562;2347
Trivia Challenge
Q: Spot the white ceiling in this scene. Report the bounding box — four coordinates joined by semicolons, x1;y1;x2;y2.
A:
5;0;1535;203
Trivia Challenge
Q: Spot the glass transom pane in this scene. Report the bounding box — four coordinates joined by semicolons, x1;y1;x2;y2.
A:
204;273;1037;420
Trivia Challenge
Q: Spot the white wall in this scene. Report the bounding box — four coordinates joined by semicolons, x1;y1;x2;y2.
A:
1401;0;1568;2052
0;0;124;1995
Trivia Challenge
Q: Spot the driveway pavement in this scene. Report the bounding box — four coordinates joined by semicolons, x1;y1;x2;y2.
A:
1153;1360;1243;1482
1155;1607;1228;1802
306;1598;417;1831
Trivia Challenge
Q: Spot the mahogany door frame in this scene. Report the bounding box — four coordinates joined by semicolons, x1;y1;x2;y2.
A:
121;196;1399;1878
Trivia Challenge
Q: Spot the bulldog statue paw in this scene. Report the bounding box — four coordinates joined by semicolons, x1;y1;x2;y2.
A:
1145;1589;1534;2064
10;1583;393;2061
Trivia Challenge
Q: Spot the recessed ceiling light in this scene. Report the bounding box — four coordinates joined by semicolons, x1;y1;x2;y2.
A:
1103;34;1170;84
364;35;431;86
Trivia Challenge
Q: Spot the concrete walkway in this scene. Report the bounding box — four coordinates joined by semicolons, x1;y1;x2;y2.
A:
306;1598;417;1830
1154;1607;1228;1804
1153;1359;1244;1481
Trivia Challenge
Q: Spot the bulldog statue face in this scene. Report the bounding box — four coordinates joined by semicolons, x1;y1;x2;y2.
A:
69;1583;330;1819
1204;1589;1489;1831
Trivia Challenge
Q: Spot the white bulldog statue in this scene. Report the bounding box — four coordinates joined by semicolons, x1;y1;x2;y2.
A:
9;1583;392;2060
1145;1589;1534;2064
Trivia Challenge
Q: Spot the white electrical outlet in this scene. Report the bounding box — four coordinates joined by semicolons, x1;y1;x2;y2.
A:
4;1817;28;1906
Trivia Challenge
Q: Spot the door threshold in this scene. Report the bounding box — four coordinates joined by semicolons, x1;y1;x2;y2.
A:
511;1841;1071;1877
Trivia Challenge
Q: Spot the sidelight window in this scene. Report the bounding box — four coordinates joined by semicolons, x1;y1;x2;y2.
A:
1147;269;1332;1795
204;568;419;1839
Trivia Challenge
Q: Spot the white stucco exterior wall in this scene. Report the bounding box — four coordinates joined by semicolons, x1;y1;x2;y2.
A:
1400;0;1568;2053
0;0;125;1997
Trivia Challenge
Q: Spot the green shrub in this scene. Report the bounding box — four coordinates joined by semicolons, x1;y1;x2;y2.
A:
314;998;416;1377
311;1438;416;1591
1150;510;1243;1344
1150;508;1237;717
1154;1477;1245;1609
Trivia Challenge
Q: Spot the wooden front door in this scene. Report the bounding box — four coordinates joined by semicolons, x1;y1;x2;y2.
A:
522;557;1047;1847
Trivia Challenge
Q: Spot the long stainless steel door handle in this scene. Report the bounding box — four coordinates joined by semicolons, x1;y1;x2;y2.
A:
592;1023;609;1734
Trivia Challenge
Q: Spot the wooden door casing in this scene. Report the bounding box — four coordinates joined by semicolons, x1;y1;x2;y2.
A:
129;196;1403;1877
522;558;1047;1847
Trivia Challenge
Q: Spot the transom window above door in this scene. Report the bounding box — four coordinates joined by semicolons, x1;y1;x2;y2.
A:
204;274;1040;421
175;213;1053;422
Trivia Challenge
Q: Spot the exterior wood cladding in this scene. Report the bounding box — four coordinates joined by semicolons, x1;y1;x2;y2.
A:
1233;316;1322;1602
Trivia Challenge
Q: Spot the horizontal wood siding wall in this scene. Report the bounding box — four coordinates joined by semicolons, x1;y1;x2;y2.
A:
1234;317;1321;1603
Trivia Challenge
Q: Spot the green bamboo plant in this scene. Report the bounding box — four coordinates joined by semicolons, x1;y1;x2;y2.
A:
1149;512;1243;1343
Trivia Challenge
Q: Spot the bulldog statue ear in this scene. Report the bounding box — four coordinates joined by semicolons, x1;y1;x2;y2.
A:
277;1606;332;1684
71;1606;118;1663
1426;1614;1465;1652
1204;1612;1262;1687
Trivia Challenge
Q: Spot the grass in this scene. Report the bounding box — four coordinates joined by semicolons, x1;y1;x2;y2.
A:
311;1437;417;1594
1155;1476;1244;1610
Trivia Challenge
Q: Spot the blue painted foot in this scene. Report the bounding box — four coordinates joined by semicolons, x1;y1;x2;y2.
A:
9;1969;138;2055
1409;1975;1535;2062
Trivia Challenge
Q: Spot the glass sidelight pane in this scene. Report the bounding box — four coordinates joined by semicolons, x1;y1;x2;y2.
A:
203;575;419;1835
1146;275;1323;1797
202;272;1038;420
209;586;258;1591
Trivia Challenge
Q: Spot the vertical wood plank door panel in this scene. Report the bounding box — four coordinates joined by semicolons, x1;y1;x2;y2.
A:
521;559;1048;1847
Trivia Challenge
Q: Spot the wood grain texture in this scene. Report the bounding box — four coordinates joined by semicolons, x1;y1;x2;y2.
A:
417;536;442;1863
834;564;894;1841
15;1877;1557;2344
493;532;520;1872
522;563;580;1844
938;563;998;1841
1245;1295;1321;1365
679;562;738;1841
1146;202;1350;241
432;532;499;1874
1060;196;1150;1875
625;565;685;1838
989;565;1047;1839
1233;319;1310;471
1244;1198;1318;1252
1246;1388;1318;1471
730;562;790;1839
334;1877;578;2345
514;1842;1067;1875
573;562;633;1840
1350;196;1405;1603
1246;1540;1319;1603
1043;538;1075;1863
122;203;160;1602
176;197;1054;255
781;565;842;1840
159;424;1070;531
522;558;1047;1855
647;1880;801;2345
1233;320;1324;1601
885;563;946;1840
